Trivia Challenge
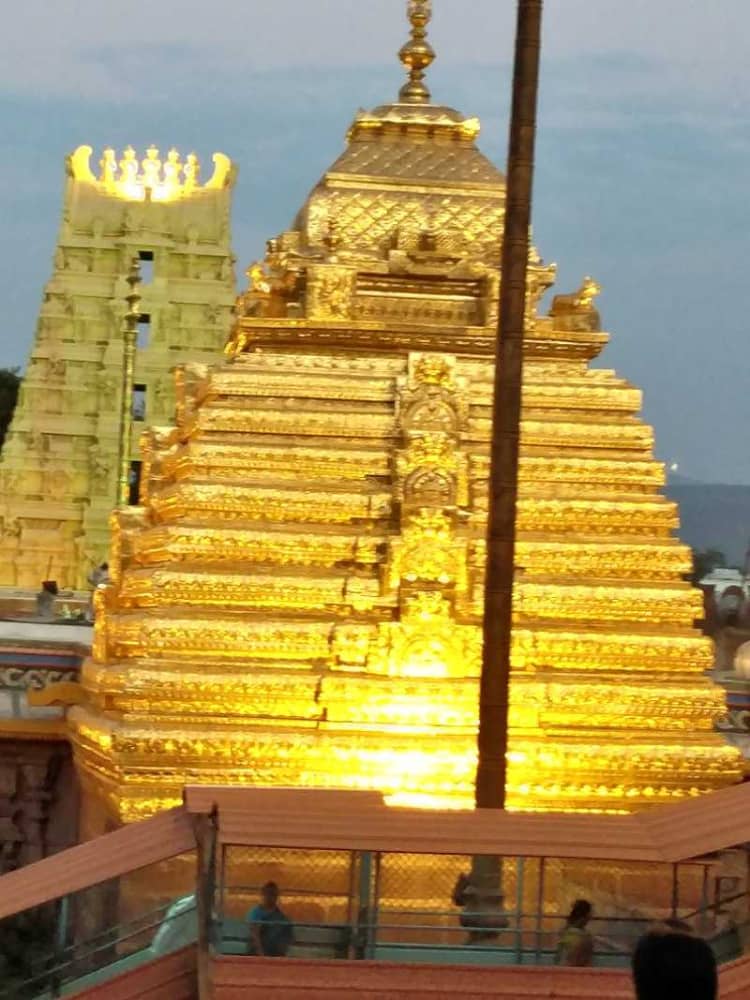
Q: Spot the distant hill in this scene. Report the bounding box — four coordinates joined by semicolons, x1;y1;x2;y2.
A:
666;482;750;566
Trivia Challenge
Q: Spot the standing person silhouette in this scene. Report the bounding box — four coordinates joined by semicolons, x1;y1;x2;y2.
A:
557;899;594;966
247;881;293;958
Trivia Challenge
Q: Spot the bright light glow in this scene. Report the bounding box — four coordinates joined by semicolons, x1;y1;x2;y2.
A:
68;145;233;202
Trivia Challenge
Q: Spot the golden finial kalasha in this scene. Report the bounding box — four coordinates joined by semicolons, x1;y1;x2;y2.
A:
399;0;435;103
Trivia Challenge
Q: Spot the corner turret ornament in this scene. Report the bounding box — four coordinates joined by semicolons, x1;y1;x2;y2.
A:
399;0;435;104
549;276;602;332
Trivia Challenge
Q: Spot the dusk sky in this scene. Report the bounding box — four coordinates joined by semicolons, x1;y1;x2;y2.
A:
1;0;748;483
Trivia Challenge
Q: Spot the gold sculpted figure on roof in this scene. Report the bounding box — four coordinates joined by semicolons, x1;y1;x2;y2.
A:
550;276;602;331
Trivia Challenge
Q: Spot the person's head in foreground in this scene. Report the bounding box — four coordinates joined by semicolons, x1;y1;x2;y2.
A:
566;899;592;928
632;930;717;1000
260;880;280;911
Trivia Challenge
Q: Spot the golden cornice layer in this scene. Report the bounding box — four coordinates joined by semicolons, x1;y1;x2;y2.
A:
204;374;642;415
225;352;582;379
183;409;655;455
511;626;713;673
479;497;679;536
227;319;610;361
166;447;665;491
118;567;384;614
144;482;679;537
484;456;665;490
324;172;500;196
346;103;484;145
486;539;692;582
149;482;392;524
80;662;723;735
93;611;712;675
99;614;336;662
504;581;701;629
131;524;386;568
112;564;701;631
128;526;690;583
70;701;740;821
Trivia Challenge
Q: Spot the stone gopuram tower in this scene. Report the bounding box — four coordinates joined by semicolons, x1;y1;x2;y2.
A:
0;145;237;590
72;5;741;828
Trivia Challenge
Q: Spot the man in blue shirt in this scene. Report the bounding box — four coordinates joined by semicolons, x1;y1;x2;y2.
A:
247;881;293;957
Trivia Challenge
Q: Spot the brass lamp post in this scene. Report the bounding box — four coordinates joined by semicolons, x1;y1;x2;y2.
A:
117;257;142;507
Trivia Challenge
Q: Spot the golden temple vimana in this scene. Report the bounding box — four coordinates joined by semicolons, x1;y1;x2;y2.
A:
13;1;744;830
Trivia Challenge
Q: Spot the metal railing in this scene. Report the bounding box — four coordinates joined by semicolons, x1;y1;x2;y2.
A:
0;791;749;996
0;898;196;1000
211;845;750;970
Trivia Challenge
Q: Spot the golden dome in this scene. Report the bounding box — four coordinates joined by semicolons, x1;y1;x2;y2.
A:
292;1;506;265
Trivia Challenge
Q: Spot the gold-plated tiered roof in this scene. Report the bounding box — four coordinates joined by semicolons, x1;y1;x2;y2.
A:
70;1;740;829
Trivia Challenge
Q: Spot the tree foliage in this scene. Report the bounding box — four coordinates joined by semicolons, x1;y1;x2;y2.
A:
0;367;21;452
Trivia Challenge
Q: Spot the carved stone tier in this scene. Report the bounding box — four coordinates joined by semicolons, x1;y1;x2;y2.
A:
72;67;740;825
